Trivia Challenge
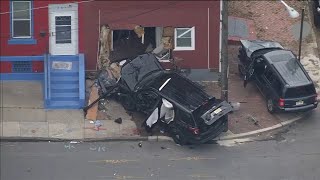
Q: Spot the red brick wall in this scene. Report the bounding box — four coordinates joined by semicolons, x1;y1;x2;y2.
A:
82;1;221;70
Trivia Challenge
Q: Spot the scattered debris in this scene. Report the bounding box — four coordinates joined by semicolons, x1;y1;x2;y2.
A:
70;141;81;144
85;85;99;120
231;102;241;111
114;118;122;124
138;142;142;148
247;115;260;126
94;120;103;131
98;100;106;111
160;146;170;150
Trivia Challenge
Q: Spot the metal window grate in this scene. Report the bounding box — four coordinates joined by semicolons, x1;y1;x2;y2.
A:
12;61;32;73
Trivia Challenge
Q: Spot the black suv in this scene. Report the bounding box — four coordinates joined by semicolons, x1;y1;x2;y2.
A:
238;40;318;113
312;0;320;28
97;53;233;145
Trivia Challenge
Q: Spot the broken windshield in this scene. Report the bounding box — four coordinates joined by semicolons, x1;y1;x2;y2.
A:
121;54;163;90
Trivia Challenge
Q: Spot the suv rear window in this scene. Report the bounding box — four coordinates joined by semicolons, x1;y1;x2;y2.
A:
285;84;316;98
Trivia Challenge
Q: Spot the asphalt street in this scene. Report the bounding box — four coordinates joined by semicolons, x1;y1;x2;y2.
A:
1;108;319;180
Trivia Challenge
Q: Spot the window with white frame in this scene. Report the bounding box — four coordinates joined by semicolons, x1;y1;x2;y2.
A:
11;1;31;38
174;27;195;50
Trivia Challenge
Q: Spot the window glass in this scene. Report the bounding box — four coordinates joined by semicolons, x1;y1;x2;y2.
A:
174;27;195;50
55;16;72;44
285;85;316;98
13;21;30;37
272;78;283;96
12;1;31;38
264;68;274;82
12;1;30;19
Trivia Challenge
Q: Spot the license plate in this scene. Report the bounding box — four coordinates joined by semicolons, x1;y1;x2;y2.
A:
213;108;222;114
296;100;304;105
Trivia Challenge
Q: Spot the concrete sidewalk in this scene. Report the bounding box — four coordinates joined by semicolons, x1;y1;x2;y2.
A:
0;82;143;140
0;80;309;142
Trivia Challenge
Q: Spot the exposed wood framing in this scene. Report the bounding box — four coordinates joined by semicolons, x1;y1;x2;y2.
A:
98;24;121;79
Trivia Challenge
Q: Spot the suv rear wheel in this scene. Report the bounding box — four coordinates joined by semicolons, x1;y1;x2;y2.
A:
169;124;187;145
267;98;275;114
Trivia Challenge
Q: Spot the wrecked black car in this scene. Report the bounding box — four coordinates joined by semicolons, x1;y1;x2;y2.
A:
238;40;318;113
101;53;233;145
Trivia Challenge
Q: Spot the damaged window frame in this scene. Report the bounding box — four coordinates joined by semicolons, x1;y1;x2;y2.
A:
174;27;195;51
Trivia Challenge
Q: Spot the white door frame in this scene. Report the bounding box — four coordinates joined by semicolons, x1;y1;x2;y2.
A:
48;3;79;55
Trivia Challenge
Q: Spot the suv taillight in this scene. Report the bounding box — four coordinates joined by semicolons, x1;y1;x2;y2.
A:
279;98;285;107
189;127;200;135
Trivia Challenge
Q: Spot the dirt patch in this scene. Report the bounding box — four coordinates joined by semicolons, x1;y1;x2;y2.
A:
229;1;307;53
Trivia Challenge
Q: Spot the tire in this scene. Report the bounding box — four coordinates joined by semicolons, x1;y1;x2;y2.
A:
169;126;187;146
266;98;275;114
222;119;229;132
120;95;136;111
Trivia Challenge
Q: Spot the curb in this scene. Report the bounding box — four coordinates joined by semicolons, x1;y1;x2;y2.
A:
149;111;309;142
0;112;309;143
0;136;148;142
214;112;308;141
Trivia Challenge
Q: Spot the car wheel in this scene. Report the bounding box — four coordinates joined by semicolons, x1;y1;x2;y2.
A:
266;98;275;114
120;95;136;111
222;119;228;132
169;126;187;146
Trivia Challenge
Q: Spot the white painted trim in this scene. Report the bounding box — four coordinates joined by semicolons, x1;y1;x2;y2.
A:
207;7;210;69
219;0;223;72
174;27;195;51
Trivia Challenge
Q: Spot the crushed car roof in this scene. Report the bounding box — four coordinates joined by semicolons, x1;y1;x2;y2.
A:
240;39;284;57
263;50;312;87
120;53;163;91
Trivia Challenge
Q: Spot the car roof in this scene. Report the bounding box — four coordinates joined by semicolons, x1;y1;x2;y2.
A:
263;50;312;87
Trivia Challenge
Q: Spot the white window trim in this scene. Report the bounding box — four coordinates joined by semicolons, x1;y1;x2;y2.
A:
174;27;195;51
11;1;32;38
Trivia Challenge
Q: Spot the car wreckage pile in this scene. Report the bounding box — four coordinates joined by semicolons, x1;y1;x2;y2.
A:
85;53;234;145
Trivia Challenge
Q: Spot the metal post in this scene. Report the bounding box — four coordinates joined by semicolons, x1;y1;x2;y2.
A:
298;8;304;61
221;0;228;101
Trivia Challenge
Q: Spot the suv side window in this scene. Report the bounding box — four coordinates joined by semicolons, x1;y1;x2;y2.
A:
263;67;283;96
264;68;274;82
271;78;282;96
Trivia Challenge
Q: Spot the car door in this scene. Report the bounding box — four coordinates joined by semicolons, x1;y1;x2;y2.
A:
253;57;267;91
261;68;278;99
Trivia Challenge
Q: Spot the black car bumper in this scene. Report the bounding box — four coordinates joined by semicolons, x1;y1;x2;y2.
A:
187;118;227;144
278;103;318;112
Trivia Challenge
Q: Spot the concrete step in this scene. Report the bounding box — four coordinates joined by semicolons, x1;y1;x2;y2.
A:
46;100;83;109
